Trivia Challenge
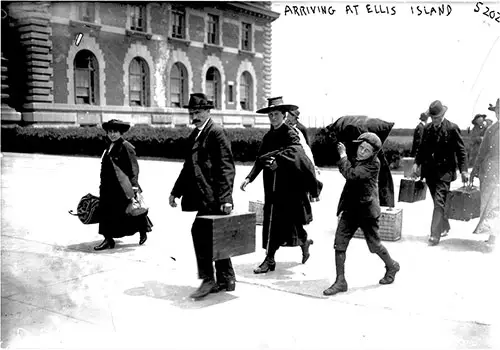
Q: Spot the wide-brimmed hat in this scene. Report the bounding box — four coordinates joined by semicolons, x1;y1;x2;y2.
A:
471;114;486;124
352;132;382;153
183;93;214;109
488;98;499;112
102;119;130;133
426;100;448;118
289;108;300;118
256;97;298;114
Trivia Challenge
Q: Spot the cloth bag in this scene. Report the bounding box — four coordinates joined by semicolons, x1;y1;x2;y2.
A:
69;193;100;224
111;160;149;216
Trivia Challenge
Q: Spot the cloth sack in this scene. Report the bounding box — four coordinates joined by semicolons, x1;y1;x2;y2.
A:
69;193;100;224
126;191;149;216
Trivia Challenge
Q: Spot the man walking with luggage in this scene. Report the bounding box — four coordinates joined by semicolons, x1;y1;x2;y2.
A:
413;100;468;246
169;93;236;299
323;132;400;296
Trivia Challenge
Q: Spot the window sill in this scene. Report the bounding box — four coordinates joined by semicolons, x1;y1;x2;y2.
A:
69;20;102;32
168;36;191;47
126;29;153;40
238;49;255;57
204;43;224;52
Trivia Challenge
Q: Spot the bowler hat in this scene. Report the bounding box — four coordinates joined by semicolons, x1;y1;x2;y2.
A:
426;100;448;118
352;132;382;153
102;119;130;133
419;112;428;121
256;97;298;114
488;98;499;112
183;93;214;109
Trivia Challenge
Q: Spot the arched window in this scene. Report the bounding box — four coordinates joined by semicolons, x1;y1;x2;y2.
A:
129;57;149;106
170;62;188;108
205;67;221;109
240;71;253;111
74;50;99;105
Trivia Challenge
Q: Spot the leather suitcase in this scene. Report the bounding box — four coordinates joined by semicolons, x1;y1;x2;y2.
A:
354;207;403;241
398;178;427;203
195;212;256;260
402;157;415;178
445;186;481;221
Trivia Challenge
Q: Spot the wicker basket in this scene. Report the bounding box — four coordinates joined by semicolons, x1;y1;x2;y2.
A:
354;206;403;241
248;200;264;225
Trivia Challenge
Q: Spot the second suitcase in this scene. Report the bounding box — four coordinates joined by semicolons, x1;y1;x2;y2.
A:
445;186;481;221
398;178;427;203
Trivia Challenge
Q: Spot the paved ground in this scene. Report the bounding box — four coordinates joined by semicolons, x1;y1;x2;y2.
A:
1;152;499;349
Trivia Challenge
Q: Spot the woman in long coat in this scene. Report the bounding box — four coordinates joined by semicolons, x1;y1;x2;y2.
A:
240;97;319;273
95;119;153;250
471;99;499;250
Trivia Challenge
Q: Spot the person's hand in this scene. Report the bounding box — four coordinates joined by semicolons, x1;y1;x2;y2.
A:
220;203;233;215
412;164;420;178
169;195;178;208
266;158;278;171
461;171;469;184
337;142;347;158
240;178;250;191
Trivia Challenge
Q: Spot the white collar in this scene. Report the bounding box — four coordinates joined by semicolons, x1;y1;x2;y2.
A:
197;118;210;132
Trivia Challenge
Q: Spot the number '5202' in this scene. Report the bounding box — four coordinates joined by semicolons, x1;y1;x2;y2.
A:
474;2;500;23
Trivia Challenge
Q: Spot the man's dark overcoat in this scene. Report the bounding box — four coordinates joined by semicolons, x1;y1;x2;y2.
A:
246;123;318;250
171;118;235;213
411;121;425;157
99;138;153;238
415;118;467;182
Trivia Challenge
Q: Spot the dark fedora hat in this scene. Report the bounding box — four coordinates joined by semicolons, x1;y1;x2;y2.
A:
426;100;448;118
256;96;298;114
183;93;214;109
102;119;130;133
419;112;429;121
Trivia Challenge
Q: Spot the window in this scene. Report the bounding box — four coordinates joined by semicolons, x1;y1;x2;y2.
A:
170;62;187;108
129;57;149;106
172;9;185;39
74;50;98;105
205;67;220;109
228;83;234;103
207;14;219;45
79;3;95;22
130;5;146;32
241;22;252;51
240;71;252;111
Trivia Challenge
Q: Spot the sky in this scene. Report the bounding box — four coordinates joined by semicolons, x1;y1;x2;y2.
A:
270;1;500;129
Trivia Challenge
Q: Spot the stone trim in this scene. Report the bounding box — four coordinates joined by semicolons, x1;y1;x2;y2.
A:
66;35;106;105
122;43;156;107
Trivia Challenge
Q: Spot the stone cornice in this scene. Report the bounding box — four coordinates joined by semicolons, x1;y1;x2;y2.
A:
225;2;280;21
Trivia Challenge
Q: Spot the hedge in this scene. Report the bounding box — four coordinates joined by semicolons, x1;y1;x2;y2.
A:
1;125;471;169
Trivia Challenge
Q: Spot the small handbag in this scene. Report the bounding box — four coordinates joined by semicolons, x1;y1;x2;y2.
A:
69;193;100;224
126;191;149;216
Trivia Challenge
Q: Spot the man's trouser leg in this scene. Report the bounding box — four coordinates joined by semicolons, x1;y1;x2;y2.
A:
427;179;451;240
191;216;214;281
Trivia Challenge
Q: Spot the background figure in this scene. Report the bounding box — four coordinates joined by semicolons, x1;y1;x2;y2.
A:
287;108;310;146
468;114;489;167
411;112;429;157
323;132;399;296
326;115;395;207
241;97;319;274
413;100;468;246
95;119;153;251
470;98;500;250
169;93;236;300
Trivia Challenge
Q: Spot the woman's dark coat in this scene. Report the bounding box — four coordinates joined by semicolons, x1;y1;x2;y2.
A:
246;123;318;249
99;137;152;238
326;115;395;207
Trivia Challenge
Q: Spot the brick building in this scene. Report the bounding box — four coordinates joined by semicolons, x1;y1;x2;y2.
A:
1;2;279;127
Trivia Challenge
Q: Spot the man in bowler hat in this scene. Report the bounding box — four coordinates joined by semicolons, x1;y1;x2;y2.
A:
323;132;400;296
169;93;236;299
413;100;468;246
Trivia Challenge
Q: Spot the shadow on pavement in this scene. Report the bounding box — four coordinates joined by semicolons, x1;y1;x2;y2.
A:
65;240;136;254
234;261;302;281
124;280;237;309
438;238;491;253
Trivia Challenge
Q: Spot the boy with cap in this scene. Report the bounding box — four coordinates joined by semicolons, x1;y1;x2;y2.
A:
323;132;400;296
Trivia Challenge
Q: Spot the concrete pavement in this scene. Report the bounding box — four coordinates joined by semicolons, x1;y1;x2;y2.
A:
1;152;498;349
